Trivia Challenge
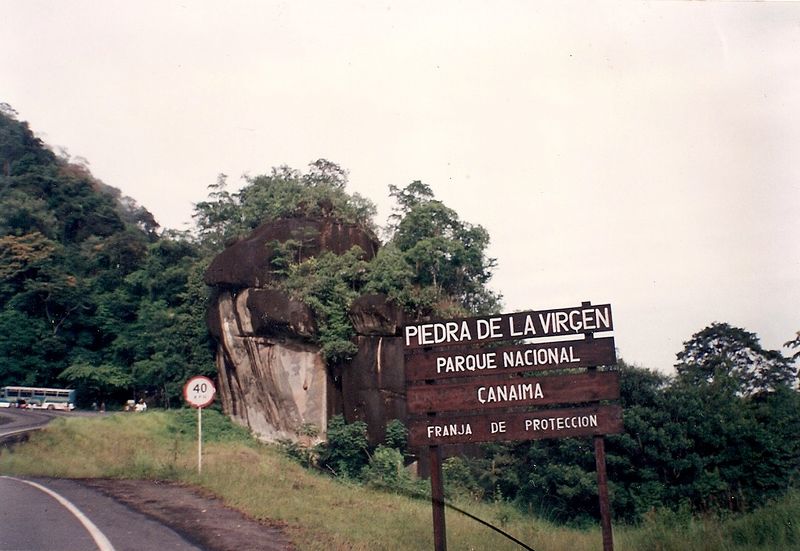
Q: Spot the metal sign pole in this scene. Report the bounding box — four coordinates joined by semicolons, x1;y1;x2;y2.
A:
183;375;215;476
198;406;203;475
429;445;447;551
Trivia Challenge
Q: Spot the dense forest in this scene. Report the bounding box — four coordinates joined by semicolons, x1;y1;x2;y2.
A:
0;105;213;406
1;106;799;523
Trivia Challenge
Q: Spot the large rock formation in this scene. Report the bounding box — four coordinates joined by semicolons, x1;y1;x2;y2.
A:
205;217;406;444
206;288;328;441
341;295;406;444
205;217;380;289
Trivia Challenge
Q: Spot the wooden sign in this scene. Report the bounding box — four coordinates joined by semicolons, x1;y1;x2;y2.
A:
405;301;620;551
403;303;613;349
405;336;616;382
407;371;620;414
409;404;623;446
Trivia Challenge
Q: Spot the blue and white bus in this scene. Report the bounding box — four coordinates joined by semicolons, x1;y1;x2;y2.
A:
0;386;76;410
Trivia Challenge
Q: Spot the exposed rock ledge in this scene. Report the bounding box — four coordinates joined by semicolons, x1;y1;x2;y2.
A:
205;218;405;444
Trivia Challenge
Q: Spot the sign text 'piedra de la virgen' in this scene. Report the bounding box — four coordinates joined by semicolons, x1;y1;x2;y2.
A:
403;303;613;349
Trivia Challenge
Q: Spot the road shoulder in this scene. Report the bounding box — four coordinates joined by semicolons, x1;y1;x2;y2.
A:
79;478;295;551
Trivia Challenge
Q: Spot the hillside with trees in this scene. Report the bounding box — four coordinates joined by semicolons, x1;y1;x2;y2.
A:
0;106;213;406
1;108;799;525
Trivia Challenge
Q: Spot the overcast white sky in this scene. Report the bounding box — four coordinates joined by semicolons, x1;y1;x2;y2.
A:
2;1;798;373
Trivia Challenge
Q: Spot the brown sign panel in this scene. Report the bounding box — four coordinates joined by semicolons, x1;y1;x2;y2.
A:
405;336;616;382
406;371;620;414
408;404;624;446
403;303;613;349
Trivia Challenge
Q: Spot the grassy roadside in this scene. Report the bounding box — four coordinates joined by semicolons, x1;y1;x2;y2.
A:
1;411;797;550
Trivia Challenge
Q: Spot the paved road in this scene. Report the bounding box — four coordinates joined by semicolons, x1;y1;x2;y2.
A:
1;411;203;550
0;407;60;441
0;477;203;551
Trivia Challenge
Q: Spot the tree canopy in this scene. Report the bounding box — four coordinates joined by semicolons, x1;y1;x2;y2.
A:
192;168;501;363
385;180;500;316
0;109;214;406
192;162;377;256
675;322;797;395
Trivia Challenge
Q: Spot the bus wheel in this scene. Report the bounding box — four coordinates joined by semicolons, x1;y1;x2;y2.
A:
47;404;55;410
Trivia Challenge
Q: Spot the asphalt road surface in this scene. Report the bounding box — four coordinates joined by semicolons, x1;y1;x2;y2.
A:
0;407;61;441
0;410;201;551
0;409;294;551
0;476;203;551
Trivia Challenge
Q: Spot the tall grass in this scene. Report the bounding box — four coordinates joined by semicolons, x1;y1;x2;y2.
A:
1;411;798;551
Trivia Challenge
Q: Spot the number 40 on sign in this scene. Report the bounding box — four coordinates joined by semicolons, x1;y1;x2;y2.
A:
184;375;216;408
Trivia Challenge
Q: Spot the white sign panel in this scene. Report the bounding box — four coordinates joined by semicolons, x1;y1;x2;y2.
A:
183;375;216;408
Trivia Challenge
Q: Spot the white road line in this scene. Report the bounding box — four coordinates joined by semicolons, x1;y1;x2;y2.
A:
0;426;43;439
1;476;116;551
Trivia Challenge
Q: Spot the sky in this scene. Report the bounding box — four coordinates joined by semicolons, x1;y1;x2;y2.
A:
2;1;799;373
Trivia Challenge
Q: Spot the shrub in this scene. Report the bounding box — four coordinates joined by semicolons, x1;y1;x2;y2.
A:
317;415;369;479
384;419;409;455
362;445;412;491
442;456;483;501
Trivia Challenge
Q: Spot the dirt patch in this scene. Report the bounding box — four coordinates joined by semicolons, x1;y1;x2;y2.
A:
79;479;295;551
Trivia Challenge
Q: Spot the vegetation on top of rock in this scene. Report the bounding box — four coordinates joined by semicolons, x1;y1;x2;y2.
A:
192;160;377;256
195;162;502;362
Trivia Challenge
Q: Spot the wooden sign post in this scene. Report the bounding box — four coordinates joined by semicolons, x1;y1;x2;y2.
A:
403;302;620;551
430;445;446;551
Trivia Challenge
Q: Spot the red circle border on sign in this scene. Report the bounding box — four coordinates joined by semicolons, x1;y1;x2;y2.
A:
183;375;216;408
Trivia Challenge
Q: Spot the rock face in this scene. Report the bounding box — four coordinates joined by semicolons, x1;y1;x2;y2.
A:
205;218;405;444
342;295;407;444
205;218;380;289
208;289;328;441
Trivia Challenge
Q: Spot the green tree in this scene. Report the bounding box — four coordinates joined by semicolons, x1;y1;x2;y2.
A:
282;247;369;363
0;309;58;385
192;161;377;257
361;445;411;491
784;331;800;363
191;173;240;255
112;238;214;406
676;322;796;395
384;419;409;455
383;181;500;317
0;108;213;406
59;362;132;406
470;353;800;523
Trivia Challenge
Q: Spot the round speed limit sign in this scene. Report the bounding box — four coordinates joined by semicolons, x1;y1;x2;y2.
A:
184;375;216;408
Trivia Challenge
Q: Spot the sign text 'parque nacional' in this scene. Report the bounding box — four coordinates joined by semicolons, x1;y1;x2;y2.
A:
405;336;616;382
